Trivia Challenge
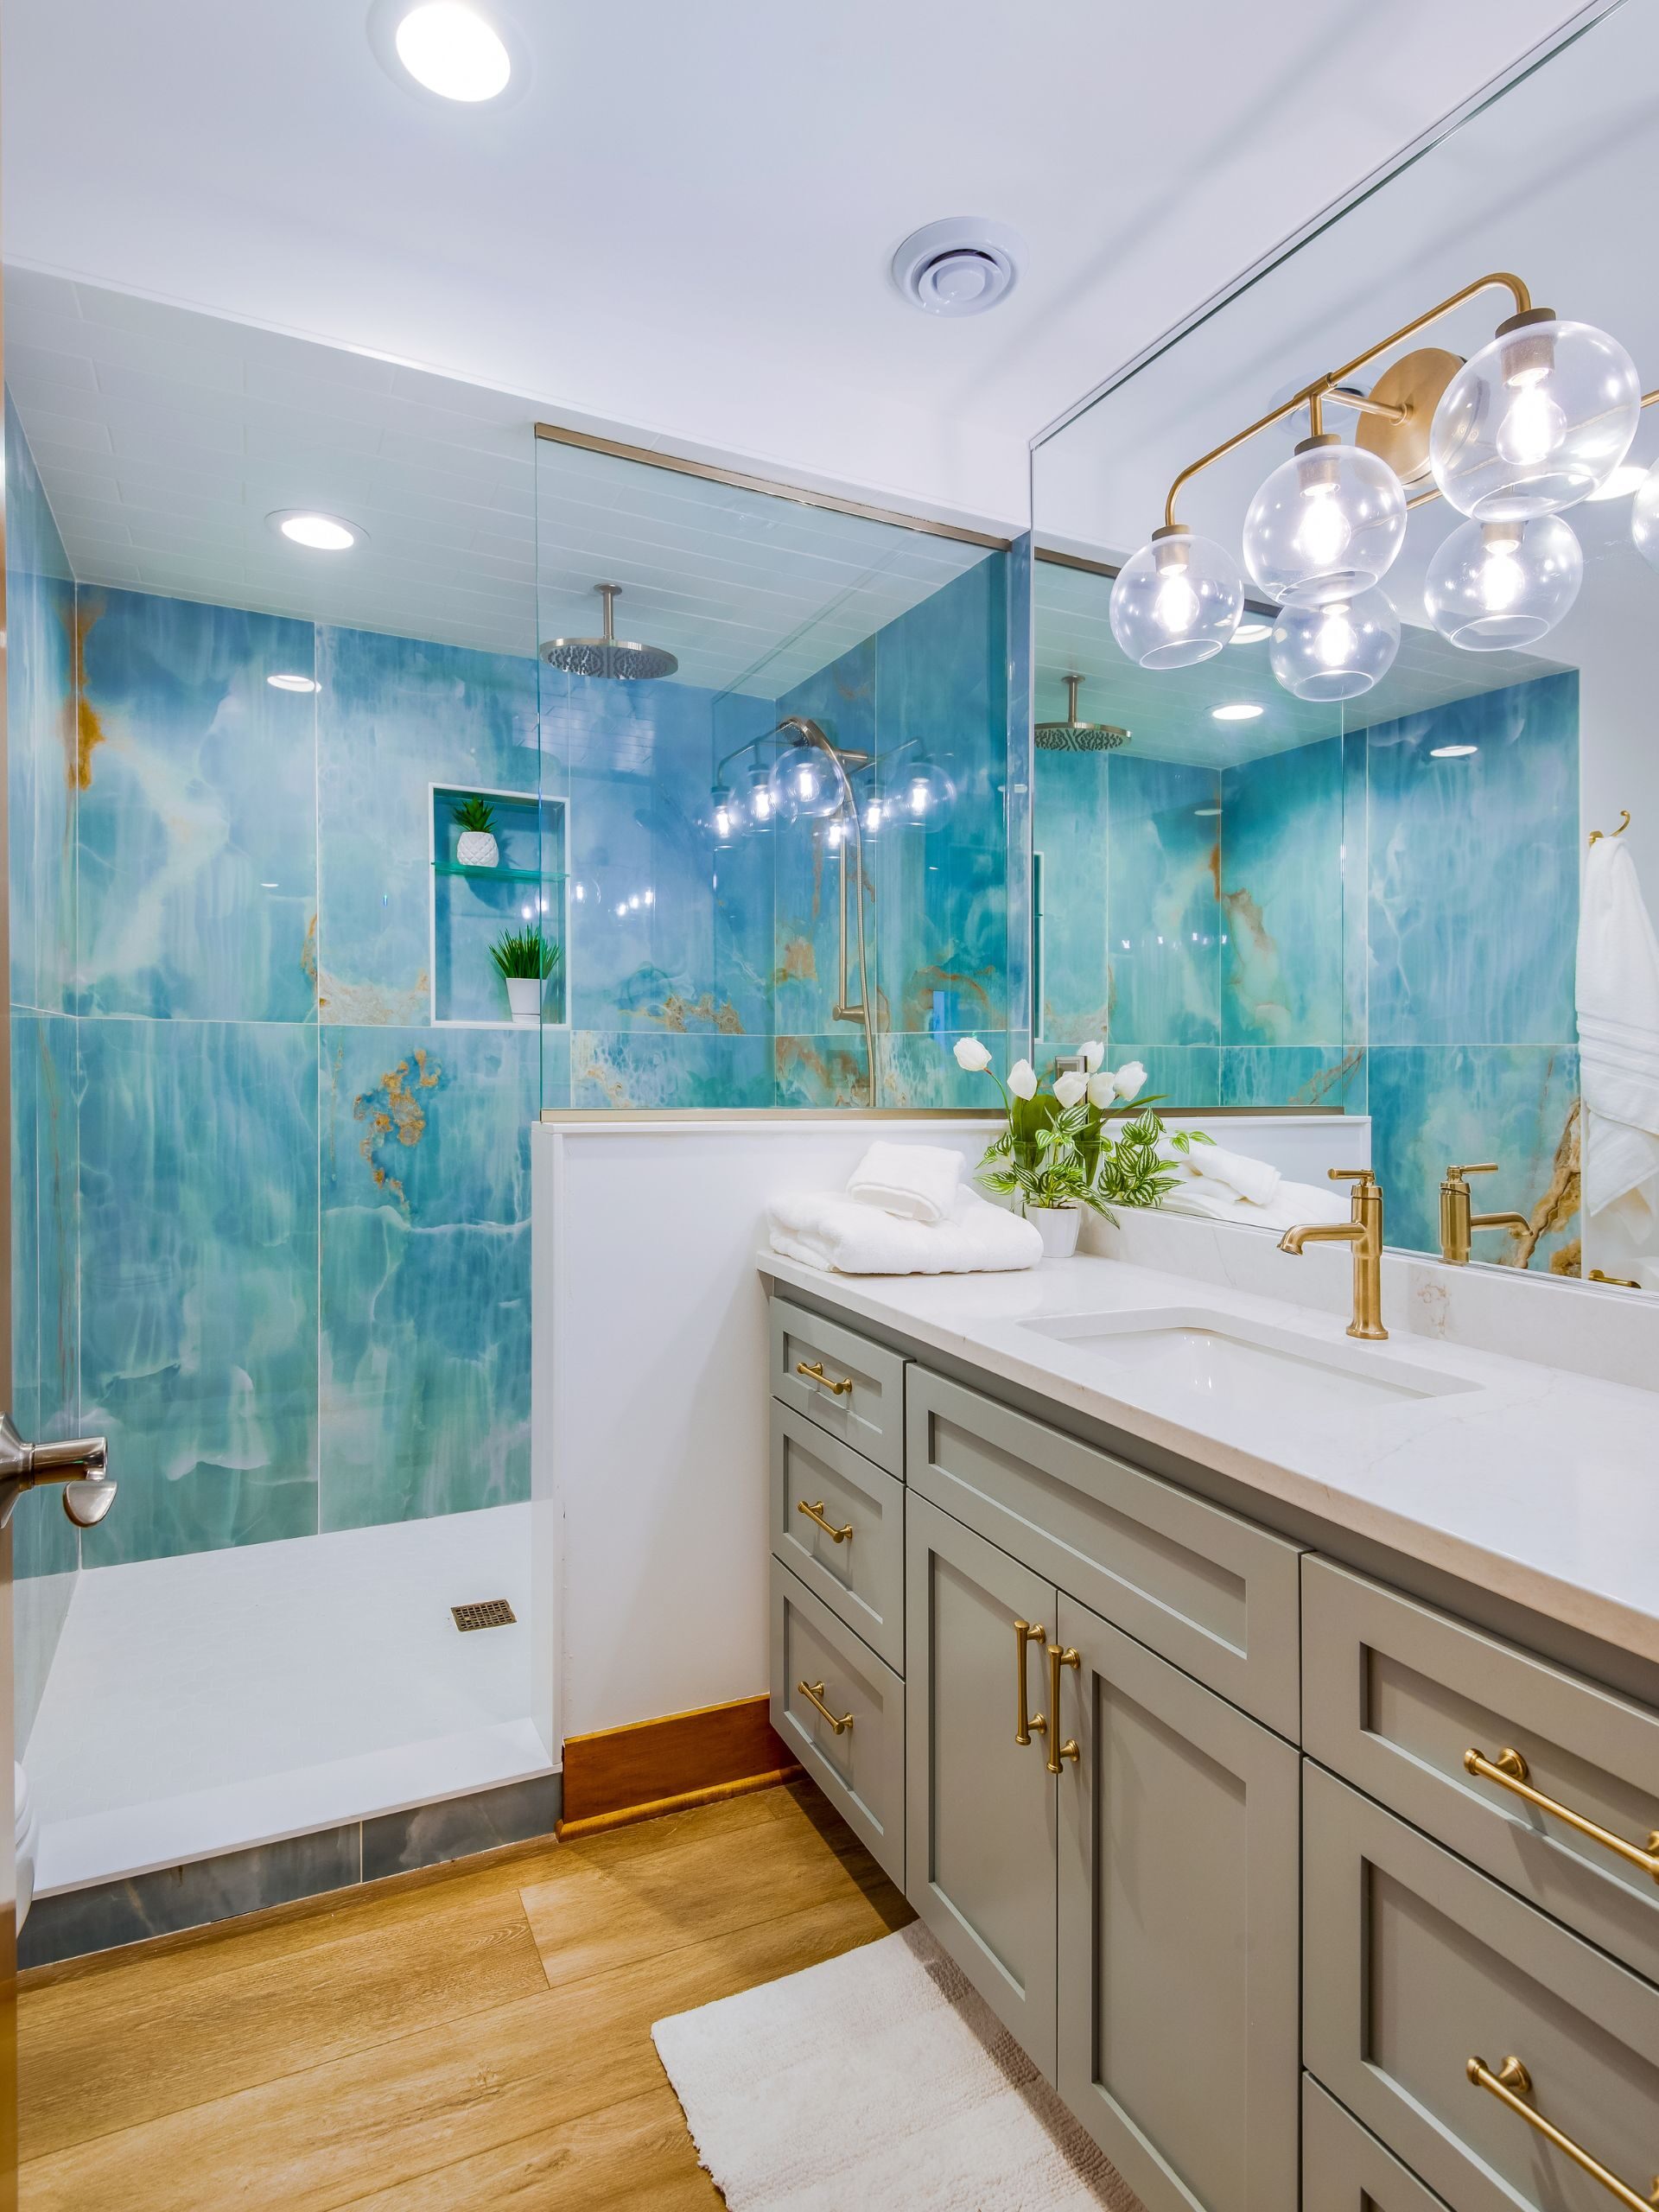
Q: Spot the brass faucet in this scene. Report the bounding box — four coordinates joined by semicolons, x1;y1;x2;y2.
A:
1277;1168;1388;1340
1438;1162;1529;1267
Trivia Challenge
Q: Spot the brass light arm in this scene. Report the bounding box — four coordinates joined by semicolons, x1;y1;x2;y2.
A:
1161;270;1533;529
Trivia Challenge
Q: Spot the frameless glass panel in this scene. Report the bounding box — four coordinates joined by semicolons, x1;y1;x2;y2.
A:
533;434;1020;1110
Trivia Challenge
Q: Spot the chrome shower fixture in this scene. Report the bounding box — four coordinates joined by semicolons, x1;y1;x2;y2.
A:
540;583;678;681
1035;674;1130;752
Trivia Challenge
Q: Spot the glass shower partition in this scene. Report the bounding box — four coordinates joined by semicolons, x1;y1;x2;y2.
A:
532;429;1026;1113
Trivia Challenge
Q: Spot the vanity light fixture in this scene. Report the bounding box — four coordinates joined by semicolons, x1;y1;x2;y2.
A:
709;785;741;842
1431;744;1478;758
267;672;320;693
1113;271;1657;699
267;510;364;553
744;765;775;828
1211;702;1263;722
899;753;956;822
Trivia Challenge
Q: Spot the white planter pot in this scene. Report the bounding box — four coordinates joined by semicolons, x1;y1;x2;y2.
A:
505;976;543;1027
1027;1205;1083;1260
456;830;499;869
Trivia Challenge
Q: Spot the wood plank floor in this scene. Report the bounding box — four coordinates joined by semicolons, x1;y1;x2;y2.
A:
17;1779;912;2209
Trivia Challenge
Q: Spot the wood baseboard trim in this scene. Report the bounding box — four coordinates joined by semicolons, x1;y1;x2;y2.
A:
555;1764;800;1842
558;1692;796;1834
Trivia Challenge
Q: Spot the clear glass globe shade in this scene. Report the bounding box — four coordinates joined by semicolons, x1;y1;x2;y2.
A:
767;744;842;823
897;755;957;824
1632;461;1659;574
1109;531;1243;669
1243;441;1406;604
709;787;743;843
744;764;776;829
1430;316;1641;521
1269;588;1400;703
1424;515;1582;651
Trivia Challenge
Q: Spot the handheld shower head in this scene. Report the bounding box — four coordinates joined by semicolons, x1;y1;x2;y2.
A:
541;584;678;681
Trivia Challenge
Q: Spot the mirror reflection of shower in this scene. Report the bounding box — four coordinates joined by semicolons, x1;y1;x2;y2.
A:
708;720;958;1109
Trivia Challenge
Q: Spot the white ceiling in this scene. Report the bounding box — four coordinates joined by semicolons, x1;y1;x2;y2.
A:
0;0;1596;530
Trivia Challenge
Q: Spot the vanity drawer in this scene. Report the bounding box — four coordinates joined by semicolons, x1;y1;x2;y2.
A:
906;1366;1302;1736
1303;1558;1659;1986
770;1559;904;1886
1302;2077;1452;2212
1304;1761;1659;2212
770;1296;908;1476
770;1402;905;1673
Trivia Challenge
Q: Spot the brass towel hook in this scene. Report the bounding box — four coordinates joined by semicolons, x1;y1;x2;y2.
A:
1589;808;1632;846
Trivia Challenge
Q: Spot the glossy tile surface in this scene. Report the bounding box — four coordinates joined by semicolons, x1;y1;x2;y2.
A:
1106;755;1221;1048
77;590;319;1022
320;1025;537;1529
1221;736;1343;1046
571;1029;772;1109
7;395;77;1020
360;1771;562;1882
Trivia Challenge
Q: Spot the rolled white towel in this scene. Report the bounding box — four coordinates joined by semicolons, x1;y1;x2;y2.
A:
1189;1143;1281;1209
769;1185;1042;1274
846;1140;963;1224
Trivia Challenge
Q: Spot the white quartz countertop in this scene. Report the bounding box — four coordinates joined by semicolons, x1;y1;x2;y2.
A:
759;1249;1659;1669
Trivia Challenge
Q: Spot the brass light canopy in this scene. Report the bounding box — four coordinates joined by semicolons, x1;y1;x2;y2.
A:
1353;346;1465;486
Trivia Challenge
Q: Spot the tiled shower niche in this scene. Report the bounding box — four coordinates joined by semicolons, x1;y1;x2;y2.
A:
429;784;567;1027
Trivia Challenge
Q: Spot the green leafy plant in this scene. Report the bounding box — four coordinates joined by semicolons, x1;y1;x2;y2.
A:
452;795;498;835
489;925;562;982
950;1037;1211;1220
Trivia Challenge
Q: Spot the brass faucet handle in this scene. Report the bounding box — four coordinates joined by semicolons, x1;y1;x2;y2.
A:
1328;1167;1376;1186
1448;1161;1498;1182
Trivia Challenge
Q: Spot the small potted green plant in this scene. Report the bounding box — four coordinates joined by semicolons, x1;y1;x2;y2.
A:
491;925;562;1027
453;795;499;870
950;1036;1211;1257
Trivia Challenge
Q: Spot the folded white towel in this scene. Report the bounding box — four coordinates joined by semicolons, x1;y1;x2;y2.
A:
846;1140;963;1224
1159;1174;1350;1232
1577;836;1659;1224
768;1185;1042;1274
1189;1143;1281;1209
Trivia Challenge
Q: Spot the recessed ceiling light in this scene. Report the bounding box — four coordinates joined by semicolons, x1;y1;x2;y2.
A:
1430;744;1478;759
266;509;365;553
396;3;511;99
1586;462;1649;502
1229;622;1273;645
1211;702;1264;721
267;672;320;693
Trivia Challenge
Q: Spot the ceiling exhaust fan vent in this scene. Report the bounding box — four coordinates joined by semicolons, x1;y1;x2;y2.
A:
892;219;1023;318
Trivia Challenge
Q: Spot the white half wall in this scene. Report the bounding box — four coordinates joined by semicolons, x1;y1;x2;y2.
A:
533;1109;1370;1744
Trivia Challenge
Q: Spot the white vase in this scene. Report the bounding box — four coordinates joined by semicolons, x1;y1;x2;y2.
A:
456;830;499;869
505;976;543;1027
1027;1205;1082;1260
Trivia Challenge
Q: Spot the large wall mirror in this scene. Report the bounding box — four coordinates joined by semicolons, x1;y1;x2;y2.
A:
1030;2;1658;1294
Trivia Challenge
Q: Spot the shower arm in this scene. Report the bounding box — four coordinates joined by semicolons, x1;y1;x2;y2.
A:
767;717;878;1108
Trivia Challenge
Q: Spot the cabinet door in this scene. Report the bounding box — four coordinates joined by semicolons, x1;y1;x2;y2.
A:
1056;1592;1300;2212
906;1492;1059;2080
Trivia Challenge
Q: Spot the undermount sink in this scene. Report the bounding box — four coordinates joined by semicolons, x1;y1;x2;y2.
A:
1020;1306;1483;1415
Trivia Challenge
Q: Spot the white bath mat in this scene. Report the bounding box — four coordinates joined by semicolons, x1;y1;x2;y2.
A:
652;1923;1141;2210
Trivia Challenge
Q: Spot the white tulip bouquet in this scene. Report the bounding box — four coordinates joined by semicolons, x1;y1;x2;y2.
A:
950;1036;1211;1219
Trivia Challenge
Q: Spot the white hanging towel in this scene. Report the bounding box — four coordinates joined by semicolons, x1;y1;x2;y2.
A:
1576;833;1659;1230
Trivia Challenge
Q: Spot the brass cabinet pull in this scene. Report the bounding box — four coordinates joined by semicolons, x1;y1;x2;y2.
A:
796;1359;854;1397
797;1679;853;1736
1014;1619;1047;1746
797;1497;854;1544
1046;1645;1080;1775
1464;1746;1659;1885
1468;2054;1659;2209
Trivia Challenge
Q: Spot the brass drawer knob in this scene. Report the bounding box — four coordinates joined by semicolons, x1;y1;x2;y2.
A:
1046;1644;1080;1775
1014;1618;1046;1747
797;1497;854;1544
1465;1746;1659;1885
796;1359;854;1397
1469;2053;1659;2209
797;1679;853;1736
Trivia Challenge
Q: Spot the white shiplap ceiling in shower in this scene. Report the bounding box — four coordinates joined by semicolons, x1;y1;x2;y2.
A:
6;270;991;691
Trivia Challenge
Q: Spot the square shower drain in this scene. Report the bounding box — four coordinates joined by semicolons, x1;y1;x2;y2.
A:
452;1599;517;1632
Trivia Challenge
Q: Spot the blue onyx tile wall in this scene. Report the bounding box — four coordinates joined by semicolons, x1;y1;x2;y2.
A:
1107;755;1221;1051
7;395;77;1022
1220;738;1344;1047
572;1028;772;1109
76;592;320;1023
317;626;539;1028
78;1016;321;1567
1004;537;1034;1062
320;1024;537;1528
1033;747;1113;1045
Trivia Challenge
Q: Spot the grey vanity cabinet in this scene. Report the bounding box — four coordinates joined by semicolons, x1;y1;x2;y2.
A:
905;1491;1060;2080
1055;1592;1301;2212
1301;2078;1452;2211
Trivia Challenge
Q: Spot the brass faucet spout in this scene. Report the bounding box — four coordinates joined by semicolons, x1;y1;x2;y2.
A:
1276;1222;1363;1255
1471;1211;1530;1236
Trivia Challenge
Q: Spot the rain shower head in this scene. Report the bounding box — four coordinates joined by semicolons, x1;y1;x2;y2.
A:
1035;673;1129;752
541;583;678;681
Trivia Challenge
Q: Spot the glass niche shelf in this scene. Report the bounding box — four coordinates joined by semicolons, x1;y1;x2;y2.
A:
429;783;567;1029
